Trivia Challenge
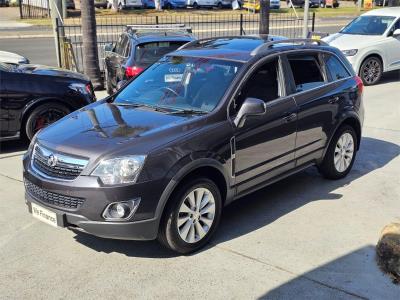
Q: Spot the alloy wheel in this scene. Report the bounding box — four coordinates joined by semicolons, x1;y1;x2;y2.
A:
362;58;381;85
334;132;354;173
177;187;216;243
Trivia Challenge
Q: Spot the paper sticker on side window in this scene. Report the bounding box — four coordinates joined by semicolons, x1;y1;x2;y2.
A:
165;74;183;82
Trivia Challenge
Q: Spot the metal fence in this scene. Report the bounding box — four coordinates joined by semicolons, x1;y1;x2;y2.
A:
19;0;50;19
56;13;315;73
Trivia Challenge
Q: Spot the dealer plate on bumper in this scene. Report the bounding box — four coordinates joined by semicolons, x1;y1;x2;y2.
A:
31;203;58;227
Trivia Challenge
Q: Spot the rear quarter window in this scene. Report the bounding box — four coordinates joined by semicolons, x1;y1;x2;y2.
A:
324;54;351;81
134;41;187;65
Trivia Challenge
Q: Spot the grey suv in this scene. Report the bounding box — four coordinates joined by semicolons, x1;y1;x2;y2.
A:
23;36;364;254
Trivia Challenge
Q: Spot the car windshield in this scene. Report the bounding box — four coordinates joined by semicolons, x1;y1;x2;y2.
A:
114;56;242;113
340;15;396;35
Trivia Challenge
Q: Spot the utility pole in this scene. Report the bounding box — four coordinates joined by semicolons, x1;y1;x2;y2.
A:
302;0;310;38
81;0;103;89
259;0;270;34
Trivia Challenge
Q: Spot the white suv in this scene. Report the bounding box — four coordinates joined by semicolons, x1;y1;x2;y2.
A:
323;8;400;85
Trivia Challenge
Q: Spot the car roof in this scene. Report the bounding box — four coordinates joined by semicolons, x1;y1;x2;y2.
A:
130;34;195;44
362;7;400;17
168;35;337;63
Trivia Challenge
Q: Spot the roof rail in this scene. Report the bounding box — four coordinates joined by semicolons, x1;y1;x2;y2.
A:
178;35;262;50
126;24;193;35
250;38;329;56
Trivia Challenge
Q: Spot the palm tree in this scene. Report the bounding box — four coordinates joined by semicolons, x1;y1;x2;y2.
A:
80;0;103;89
259;0;270;34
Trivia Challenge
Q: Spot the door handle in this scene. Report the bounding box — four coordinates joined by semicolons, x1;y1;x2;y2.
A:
283;113;297;122
328;96;340;104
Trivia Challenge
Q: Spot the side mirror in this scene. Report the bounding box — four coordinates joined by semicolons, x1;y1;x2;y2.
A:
104;43;114;52
393;29;400;37
234;97;266;128
116;80;127;90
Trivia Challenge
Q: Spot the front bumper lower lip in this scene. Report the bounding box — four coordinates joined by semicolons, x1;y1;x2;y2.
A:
26;193;159;241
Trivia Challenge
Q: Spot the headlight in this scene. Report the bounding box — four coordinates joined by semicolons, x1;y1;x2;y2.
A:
69;83;92;95
342;49;358;57
92;155;146;185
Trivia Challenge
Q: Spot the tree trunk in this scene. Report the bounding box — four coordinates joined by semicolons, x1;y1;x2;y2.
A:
81;0;103;89
259;0;270;35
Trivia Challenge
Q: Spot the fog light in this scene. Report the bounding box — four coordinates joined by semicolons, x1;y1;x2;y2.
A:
102;199;140;221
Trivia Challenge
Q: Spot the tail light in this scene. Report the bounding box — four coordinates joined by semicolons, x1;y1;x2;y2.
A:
355;76;364;95
85;83;93;95
125;66;144;78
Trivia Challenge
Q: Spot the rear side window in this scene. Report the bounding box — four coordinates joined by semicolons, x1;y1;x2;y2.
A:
325;55;350;81
287;54;325;93
134;41;187;65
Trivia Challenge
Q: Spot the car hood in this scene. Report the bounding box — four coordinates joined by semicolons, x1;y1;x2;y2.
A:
17;64;89;81
37;101;203;161
0;50;29;65
323;33;386;50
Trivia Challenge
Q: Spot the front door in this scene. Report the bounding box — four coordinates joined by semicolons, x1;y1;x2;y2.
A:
0;69;9;136
232;56;298;195
385;18;400;71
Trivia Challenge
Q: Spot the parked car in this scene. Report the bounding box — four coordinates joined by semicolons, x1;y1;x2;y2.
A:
66;0;75;9
324;0;339;7
0;50;29;66
374;0;388;6
163;0;187;8
286;0;305;7
104;24;195;95
94;0;108;8
0;62;95;141
0;0;10;6
309;0;325;8
23;35;364;254
187;0;217;8
107;0;143;9
242;0;280;10
323;7;400;85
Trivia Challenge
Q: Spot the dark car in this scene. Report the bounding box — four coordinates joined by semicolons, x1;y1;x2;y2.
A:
23;36;364;254
0;62;95;141
309;0;325;7
104;24;195;95
287;0;305;7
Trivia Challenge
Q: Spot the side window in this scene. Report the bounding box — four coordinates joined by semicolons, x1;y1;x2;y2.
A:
288;54;325;93
233;58;282;113
389;18;400;35
324;55;351;81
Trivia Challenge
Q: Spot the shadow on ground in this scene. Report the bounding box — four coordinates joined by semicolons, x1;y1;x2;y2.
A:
260;245;397;299
72;136;399;258
0;140;29;155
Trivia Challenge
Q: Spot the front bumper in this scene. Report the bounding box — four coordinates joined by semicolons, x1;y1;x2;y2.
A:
23;153;166;241
26;194;158;240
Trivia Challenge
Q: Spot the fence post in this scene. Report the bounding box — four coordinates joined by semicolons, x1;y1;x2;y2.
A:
27;0;31;18
55;18;62;68
240;14;243;36
311;12;315;33
155;15;159;25
19;0;23;19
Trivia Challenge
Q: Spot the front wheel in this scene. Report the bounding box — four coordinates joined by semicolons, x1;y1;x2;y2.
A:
193;2;199;9
24;103;70;140
158;178;222;254
318;125;357;180
360;56;383;86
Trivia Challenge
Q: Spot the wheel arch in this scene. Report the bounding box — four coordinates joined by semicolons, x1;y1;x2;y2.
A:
153;158;232;228
20;97;73;132
358;52;385;74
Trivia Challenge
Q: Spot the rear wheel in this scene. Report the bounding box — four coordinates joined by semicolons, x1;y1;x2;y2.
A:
193;2;199;9
318;125;357;180
24;103;70;140
158;178;222;254
360;56;383;86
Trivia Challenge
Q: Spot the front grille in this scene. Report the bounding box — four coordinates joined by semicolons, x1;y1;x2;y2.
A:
25;180;85;210
32;144;88;180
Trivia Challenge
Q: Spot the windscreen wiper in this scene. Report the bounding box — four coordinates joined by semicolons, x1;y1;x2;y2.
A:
168;109;208;115
114;102;170;112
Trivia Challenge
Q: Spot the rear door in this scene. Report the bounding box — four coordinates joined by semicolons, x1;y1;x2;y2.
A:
285;51;347;166
0;68;9;135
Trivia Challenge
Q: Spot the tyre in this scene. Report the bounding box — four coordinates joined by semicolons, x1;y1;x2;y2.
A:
193;2;199;9
360;56;383;86
217;2;223;8
24;103;70;141
158;178;222;254
318;125;357;180
320;2;325;7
